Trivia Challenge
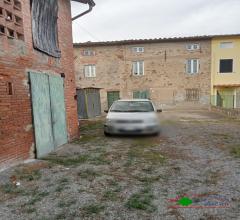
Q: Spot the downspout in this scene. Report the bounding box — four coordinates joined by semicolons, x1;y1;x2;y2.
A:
71;1;95;21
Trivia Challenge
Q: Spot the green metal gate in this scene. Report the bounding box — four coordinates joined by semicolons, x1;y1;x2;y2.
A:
107;91;120;109
29;72;67;158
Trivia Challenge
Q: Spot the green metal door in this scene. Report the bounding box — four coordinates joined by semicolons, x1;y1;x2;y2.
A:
133;90;149;99
29;72;54;158
107;91;120;109
49;75;68;147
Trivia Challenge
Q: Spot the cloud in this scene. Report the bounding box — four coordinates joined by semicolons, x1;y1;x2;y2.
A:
71;0;240;43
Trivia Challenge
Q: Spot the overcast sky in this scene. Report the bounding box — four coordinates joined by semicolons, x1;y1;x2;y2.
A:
71;0;240;43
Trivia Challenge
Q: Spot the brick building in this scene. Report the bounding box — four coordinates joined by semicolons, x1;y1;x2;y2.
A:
0;0;95;169
74;37;211;114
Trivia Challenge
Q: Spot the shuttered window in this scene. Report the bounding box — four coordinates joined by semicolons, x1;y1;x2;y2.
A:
31;0;60;58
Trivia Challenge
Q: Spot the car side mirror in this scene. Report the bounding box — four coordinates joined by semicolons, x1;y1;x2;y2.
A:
104;110;109;113
157;109;162;113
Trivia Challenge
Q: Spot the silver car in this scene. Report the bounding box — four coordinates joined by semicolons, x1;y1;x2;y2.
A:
104;99;161;136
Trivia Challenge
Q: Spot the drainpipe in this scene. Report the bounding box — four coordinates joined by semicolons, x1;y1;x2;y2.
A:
71;0;95;21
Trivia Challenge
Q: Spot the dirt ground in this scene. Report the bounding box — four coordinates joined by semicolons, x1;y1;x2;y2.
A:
0;109;240;220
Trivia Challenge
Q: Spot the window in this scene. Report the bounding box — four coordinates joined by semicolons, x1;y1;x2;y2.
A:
220;42;233;49
186;89;200;101
132;61;144;76
133;90;150;99
132;47;144;53
0;25;5;34
186;59;199;74
83;49;95;56
219;59;233;73
84;65;96;78
186;43;200;50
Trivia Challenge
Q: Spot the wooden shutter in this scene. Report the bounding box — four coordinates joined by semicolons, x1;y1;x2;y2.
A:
31;0;61;58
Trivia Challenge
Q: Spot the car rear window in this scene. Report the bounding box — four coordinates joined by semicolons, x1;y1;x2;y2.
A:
110;101;154;112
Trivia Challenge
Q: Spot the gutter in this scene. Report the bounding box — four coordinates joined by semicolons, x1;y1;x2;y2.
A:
71;0;95;21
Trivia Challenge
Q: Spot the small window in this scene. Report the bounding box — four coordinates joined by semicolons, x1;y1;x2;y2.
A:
7;28;14;38
83;49;95;56
84;65;96;78
186;59;199;74
132;61;144;76
15;15;22;25
0;25;5;34
186;89;199;101
13;0;21;10
186;43;200;51
16;32;24;41
219;59;233;73
220;42;233;49
132;47;144;53
0;8;4;17
6;11;13;21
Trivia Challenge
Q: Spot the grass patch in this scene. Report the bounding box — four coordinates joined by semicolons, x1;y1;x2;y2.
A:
230;145;240;158
81;203;105;216
135;175;161;183
58;199;76;208
80;121;103;132
90;153;111;165
78;169;100;180
55;178;69;192
102;190;118;201
15;169;42;181
43;154;90;167
126;187;156;212
26;190;49;205
0;183;24;195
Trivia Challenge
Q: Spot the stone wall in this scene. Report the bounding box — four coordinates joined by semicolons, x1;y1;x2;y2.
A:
74;40;211;111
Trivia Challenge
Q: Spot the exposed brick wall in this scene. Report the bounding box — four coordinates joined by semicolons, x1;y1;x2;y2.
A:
0;0;79;169
74;41;211;110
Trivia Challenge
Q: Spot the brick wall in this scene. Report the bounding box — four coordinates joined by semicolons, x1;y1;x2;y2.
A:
74;40;211;110
0;0;79;169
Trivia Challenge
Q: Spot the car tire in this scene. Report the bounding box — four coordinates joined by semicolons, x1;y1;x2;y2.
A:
104;131;111;136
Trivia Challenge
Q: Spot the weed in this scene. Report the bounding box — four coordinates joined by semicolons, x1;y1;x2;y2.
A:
22;206;37;214
81;203;105;216
78;169;100;180
90;153;111;165
43;154;90;166
0;183;24;195
102;190;118;201
80;121;103;132
135;175;160;183
26;190;49;205
126;187;156;212
58;199;76;208
230;145;240;158
15;169;42;181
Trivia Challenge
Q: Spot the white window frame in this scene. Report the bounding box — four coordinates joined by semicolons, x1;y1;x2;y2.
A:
132;61;144;76
186;43;200;51
186;59;199;74
132;46;144;53
220;42;233;49
83;49;95;56
84;65;96;78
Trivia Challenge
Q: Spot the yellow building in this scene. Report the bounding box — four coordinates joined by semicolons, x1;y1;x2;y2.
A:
211;34;240;109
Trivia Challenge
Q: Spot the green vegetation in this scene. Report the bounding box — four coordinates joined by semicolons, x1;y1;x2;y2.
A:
0;183;24;195
81;203;105;216
125;187;156;212
230;145;240;158
43;154;90;166
78;169;100;180
15;169;42;181
102;190;118;201
58;199;76;208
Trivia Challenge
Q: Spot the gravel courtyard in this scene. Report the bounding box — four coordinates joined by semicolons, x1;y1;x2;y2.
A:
0;109;240;220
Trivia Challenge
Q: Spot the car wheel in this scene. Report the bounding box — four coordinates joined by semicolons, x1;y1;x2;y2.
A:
104;131;111;136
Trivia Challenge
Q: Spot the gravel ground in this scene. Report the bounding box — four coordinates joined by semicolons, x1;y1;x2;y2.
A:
0;109;240;220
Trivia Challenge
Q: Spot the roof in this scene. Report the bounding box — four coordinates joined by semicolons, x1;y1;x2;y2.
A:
117;99;151;102
74;34;240;47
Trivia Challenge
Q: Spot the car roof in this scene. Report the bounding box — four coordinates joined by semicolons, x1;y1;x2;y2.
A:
116;99;151;102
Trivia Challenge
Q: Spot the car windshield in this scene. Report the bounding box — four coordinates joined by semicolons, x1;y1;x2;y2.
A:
110;101;154;112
